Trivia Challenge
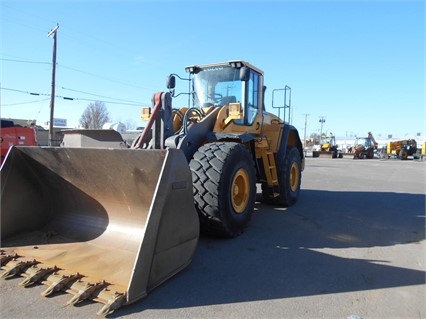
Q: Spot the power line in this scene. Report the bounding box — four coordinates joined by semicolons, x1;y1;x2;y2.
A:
57;64;147;89
2;4;158;92
1;87;146;106
72;98;143;106
1;98;50;106
2;3;133;63
60;87;142;104
1;58;148;90
0;58;51;65
1;87;45;96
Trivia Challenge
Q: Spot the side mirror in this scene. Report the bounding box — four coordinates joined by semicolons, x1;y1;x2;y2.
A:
239;67;250;82
166;75;176;89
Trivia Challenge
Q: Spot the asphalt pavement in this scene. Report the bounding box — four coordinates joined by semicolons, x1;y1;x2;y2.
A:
1;157;425;319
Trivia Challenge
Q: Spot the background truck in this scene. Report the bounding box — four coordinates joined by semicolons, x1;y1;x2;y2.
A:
0;119;37;164
1;60;304;316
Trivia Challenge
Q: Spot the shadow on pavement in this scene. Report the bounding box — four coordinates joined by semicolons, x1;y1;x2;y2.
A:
112;189;425;317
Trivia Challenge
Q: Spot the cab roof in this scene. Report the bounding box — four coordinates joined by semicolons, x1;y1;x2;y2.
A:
185;60;264;75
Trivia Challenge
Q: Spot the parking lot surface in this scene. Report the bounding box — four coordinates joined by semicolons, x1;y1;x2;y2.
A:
1;157;425;319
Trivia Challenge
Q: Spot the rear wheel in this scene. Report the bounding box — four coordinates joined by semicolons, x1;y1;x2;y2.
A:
262;146;302;206
189;142;256;238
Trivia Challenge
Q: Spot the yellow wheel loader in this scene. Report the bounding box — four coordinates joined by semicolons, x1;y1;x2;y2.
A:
1;60;304;316
313;134;343;158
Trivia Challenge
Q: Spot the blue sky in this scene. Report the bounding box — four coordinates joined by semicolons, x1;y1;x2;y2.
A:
1;0;424;140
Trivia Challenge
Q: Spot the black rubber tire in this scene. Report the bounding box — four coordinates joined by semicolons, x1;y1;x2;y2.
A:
399;148;408;160
262;146;302;207
189;142;256;238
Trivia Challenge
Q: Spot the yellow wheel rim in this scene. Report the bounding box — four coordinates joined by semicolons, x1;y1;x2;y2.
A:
231;168;250;214
289;162;300;193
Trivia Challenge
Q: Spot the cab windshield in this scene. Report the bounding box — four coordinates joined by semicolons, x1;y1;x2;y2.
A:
192;66;242;107
356;138;371;147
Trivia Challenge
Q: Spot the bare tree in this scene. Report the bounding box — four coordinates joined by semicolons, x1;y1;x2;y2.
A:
79;101;111;129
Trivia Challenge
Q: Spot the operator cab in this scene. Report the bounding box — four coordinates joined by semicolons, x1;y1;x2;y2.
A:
168;60;264;127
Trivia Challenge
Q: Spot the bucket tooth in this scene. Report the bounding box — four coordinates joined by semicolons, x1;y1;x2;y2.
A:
95;290;126;317
41;272;83;297
1;259;38;279
19;265;59;287
0;251;19;266
66;280;109;306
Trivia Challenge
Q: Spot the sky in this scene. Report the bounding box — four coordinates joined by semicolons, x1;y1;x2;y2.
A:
1;0;424;141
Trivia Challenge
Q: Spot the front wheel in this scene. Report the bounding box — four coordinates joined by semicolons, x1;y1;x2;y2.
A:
189;142;256;238
399;148;408;160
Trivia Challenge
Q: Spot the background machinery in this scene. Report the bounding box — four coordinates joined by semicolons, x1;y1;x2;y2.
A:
353;132;378;159
312;134;343;158
384;139;417;160
1;60;304;316
421;141;426;160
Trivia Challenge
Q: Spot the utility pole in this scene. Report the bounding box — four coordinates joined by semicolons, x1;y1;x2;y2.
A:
303;113;309;148
48;24;59;146
319;116;326;145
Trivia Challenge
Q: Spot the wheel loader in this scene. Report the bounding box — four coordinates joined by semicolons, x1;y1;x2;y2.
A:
312;134;343;158
1;60;304;316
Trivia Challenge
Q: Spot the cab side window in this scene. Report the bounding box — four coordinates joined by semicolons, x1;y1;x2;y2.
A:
247;71;259;125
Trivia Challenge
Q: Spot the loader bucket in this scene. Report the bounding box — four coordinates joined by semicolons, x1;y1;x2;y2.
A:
1;146;199;316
